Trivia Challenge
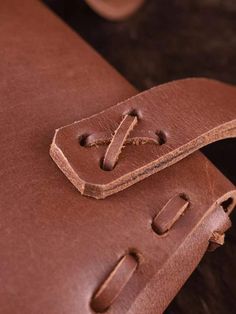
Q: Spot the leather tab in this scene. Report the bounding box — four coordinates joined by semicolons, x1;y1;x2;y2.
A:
50;78;236;199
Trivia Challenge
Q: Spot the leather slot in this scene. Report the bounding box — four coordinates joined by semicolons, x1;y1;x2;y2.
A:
152;194;190;235
91;254;138;313
50;78;236;199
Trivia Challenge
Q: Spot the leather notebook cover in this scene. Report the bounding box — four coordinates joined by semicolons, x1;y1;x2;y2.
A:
0;1;235;314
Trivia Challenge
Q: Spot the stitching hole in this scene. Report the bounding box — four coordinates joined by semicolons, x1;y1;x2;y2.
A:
179;192;190;202
125;108;141;120
220;197;234;213
79;134;89;147
100;157;114;171
156;130;167;145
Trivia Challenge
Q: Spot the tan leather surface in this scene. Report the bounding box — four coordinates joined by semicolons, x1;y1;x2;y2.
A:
84;0;145;21
50;78;236;198
0;1;235;314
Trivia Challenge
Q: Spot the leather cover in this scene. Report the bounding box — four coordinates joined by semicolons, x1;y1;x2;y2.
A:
0;1;235;314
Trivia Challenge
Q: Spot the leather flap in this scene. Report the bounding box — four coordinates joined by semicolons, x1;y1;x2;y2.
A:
50;78;236;199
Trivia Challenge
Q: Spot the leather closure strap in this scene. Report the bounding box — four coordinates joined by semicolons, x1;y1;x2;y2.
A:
50;78;236;199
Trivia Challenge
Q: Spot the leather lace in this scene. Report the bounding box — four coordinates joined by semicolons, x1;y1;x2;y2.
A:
85;114;161;170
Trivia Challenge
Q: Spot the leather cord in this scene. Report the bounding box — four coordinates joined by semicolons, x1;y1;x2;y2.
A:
102;114;138;171
85;130;159;147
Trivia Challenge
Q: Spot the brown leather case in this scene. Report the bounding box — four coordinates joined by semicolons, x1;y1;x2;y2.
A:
0;1;235;314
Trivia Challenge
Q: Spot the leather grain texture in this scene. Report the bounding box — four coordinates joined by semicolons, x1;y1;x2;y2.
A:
0;1;235;314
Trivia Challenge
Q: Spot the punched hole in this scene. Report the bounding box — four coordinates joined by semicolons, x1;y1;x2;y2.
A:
220;197;234;213
156;130;167;145
100;157;114;171
179;192;190;202
126;108;141;119
79;134;89;147
128;249;141;265
151;220;165;236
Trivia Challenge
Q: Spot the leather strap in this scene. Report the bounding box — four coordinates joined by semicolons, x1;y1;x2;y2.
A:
50;78;236;199
102;114;138;171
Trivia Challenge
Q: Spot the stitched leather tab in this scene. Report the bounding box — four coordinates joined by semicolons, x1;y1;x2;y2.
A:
50;78;236;199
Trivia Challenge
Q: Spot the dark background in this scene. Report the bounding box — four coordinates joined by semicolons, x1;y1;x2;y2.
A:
42;1;236;313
